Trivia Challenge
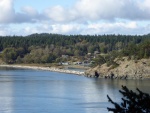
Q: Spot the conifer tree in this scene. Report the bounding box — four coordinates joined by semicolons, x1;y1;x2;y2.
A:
107;86;150;113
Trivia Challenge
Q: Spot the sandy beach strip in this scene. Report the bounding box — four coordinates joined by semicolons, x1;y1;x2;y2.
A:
0;65;85;75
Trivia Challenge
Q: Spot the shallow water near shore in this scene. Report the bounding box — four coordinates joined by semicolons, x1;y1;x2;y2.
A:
0;68;150;113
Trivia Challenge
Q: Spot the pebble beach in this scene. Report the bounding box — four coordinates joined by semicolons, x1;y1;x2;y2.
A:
0;65;85;75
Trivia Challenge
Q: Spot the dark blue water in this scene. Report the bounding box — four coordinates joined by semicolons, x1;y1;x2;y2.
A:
0;68;150;113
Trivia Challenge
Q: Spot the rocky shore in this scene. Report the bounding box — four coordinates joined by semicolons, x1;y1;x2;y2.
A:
0;65;85;75
85;58;150;79
1;58;150;80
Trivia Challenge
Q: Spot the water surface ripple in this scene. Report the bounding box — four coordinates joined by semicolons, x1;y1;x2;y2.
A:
0;68;150;113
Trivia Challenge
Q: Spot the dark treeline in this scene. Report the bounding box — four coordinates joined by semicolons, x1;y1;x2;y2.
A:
0;33;149;51
0;33;150;64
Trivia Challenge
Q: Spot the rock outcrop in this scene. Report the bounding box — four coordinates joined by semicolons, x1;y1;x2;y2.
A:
85;58;150;79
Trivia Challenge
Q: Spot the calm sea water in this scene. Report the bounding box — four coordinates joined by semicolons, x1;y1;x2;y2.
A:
0;68;150;113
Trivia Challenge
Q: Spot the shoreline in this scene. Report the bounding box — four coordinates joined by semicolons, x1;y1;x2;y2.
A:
85;58;150;79
0;65;85;75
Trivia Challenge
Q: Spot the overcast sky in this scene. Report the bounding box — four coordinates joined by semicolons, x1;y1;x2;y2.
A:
0;0;150;36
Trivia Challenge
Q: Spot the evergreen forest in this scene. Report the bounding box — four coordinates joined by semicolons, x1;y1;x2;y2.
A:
0;33;150;65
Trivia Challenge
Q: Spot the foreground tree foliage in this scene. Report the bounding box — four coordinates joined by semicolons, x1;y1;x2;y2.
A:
107;86;150;113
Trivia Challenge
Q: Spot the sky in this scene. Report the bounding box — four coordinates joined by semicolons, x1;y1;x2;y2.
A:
0;0;150;36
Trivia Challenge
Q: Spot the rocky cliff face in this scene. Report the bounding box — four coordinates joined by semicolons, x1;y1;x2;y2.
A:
85;58;150;79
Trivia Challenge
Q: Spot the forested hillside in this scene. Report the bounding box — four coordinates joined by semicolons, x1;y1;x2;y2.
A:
0;33;150;64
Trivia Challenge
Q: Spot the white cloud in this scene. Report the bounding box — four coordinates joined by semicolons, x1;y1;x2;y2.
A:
0;0;41;23
0;29;7;36
74;0;150;21
43;5;78;23
50;23;82;34
7;21;150;36
1;20;150;36
14;6;41;23
15;23;82;35
44;5;67;22
0;0;15;23
42;0;150;23
21;6;38;17
125;22;137;29
75;0;122;20
1;0;150;35
139;0;150;10
0;25;13;36
81;21;139;35
1;0;150;24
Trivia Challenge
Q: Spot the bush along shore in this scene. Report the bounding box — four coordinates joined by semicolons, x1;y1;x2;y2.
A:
85;58;150;79
0;65;85;75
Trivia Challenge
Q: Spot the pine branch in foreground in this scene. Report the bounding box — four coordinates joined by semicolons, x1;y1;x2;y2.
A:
107;86;150;113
